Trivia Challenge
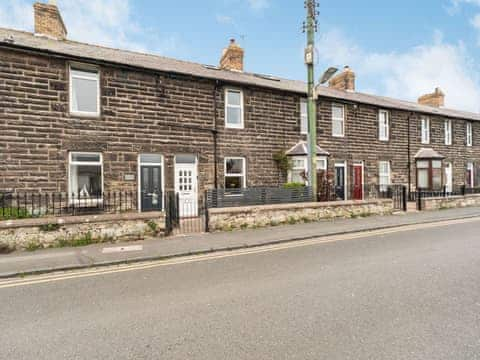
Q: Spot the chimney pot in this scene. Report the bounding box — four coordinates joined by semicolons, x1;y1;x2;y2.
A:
34;1;67;40
219;39;244;72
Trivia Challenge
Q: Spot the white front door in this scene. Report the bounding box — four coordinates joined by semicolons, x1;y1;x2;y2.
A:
175;155;198;217
445;162;453;193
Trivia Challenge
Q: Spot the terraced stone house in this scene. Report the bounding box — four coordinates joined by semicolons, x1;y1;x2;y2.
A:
1;1;479;214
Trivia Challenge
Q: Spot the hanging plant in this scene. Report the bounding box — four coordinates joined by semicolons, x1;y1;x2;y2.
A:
273;151;292;174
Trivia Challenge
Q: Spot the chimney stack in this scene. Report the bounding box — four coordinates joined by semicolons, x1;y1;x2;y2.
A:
328;66;355;92
418;87;445;108
34;1;67;40
219;39;244;72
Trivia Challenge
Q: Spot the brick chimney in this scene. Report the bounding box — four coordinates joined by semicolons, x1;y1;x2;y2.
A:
418;87;445;108
219;39;244;72
34;1;67;40
328;66;355;92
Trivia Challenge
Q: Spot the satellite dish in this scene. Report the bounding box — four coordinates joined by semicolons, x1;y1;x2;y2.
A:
319;67;339;85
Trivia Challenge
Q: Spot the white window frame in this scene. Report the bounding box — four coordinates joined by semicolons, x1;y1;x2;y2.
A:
225;88;244;129
137;154;165;212
69;65;101;117
467;122;473;147
421;116;430;144
68;152;104;203
300;98;308;135
467;162;474;188
379;161;391;192
445;119;452;146
378;109;389;141
332;103;345;137
224;157;246;188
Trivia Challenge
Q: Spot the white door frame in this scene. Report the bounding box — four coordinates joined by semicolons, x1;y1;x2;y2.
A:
175;155;198;217
445;162;453;193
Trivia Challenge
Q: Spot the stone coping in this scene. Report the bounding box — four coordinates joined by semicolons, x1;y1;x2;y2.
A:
0;211;165;230
208;199;393;215
423;194;480;201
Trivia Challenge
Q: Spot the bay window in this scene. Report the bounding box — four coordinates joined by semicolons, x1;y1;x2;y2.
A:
416;159;442;190
288;156;327;184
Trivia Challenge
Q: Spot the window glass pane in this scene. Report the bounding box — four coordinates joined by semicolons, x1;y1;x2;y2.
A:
140;154;162;164
72;153;101;163
291;170;305;184
432;168;442;189
316;159;326;170
300;99;308;134
70;164;102;196
72;76;98;113
432;160;442;168
333;119;343;136
227;107;241;125
417;161;429;169
175;154;196;164
418;169;429;188
332;105;343;119
227;91;241;106
292;158;305;169
225;176;242;189
226;158;244;175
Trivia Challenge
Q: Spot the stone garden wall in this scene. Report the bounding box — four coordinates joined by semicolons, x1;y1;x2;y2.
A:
208;199;394;232
0;212;165;252
422;194;480;211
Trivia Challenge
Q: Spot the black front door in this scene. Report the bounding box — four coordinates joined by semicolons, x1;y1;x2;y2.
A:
335;165;345;200
141;166;162;211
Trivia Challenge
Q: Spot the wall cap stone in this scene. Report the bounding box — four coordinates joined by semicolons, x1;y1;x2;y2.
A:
0;211;165;230
208;199;393;215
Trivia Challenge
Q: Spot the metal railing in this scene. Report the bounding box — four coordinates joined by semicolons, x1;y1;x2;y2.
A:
0;191;138;220
206;187;314;209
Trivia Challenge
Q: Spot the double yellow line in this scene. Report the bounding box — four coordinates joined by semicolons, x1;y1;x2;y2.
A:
0;216;478;289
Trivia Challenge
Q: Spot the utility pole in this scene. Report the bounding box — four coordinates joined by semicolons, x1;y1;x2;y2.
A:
303;1;319;199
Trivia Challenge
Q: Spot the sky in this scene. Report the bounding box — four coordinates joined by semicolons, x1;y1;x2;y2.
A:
1;0;480;112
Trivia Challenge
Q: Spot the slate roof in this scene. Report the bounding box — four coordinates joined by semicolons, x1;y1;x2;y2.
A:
414;148;445;159
1;27;479;122
286;141;330;156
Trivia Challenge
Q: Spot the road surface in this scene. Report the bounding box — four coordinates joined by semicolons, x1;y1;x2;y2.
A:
1;219;480;359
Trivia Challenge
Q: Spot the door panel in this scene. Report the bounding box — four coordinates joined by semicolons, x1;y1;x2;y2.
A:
175;161;198;217
353;165;363;200
140;166;162;211
335;166;345;201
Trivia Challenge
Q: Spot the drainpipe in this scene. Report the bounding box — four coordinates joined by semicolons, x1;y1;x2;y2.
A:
213;80;219;189
407;113;412;196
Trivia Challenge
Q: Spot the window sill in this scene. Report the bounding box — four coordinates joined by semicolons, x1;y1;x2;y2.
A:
70;111;101;119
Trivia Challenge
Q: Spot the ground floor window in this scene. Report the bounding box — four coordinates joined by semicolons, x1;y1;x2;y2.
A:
225;157;246;189
288;156;327;184
379;161;391;192
69;152;103;198
466;162;474;188
417;159;442;190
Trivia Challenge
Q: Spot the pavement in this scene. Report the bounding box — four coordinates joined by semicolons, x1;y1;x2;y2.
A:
1;216;480;359
1;206;480;278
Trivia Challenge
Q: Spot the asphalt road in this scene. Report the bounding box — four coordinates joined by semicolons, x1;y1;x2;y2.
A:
1;219;480;360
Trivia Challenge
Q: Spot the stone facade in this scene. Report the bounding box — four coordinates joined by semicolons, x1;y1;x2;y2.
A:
0;212;165;251
208;199;394;232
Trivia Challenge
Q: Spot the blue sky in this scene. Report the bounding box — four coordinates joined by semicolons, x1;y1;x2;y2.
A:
1;0;480;111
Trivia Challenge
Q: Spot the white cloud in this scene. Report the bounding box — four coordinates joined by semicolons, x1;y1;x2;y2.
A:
0;0;179;55
216;14;234;25
317;29;480;113
247;0;269;11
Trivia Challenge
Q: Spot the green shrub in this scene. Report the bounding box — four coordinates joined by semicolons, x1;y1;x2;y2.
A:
147;220;158;233
39;223;61;232
283;182;306;189
25;241;42;252
0;208;32;220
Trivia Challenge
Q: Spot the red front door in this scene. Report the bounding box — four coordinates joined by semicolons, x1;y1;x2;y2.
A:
353;165;363;200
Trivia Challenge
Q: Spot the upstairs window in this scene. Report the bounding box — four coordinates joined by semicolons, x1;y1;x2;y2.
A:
378;110;389;141
467;122;473;147
225;157;246;189
300;98;308;135
421;116;430;144
379;161;391;192
225;89;244;129
70;67;100;116
332;104;345;137
445;120;452;146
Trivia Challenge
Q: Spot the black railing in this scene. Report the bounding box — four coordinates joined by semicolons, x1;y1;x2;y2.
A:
408;185;476;202
0;191;139;220
206;187;314;209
